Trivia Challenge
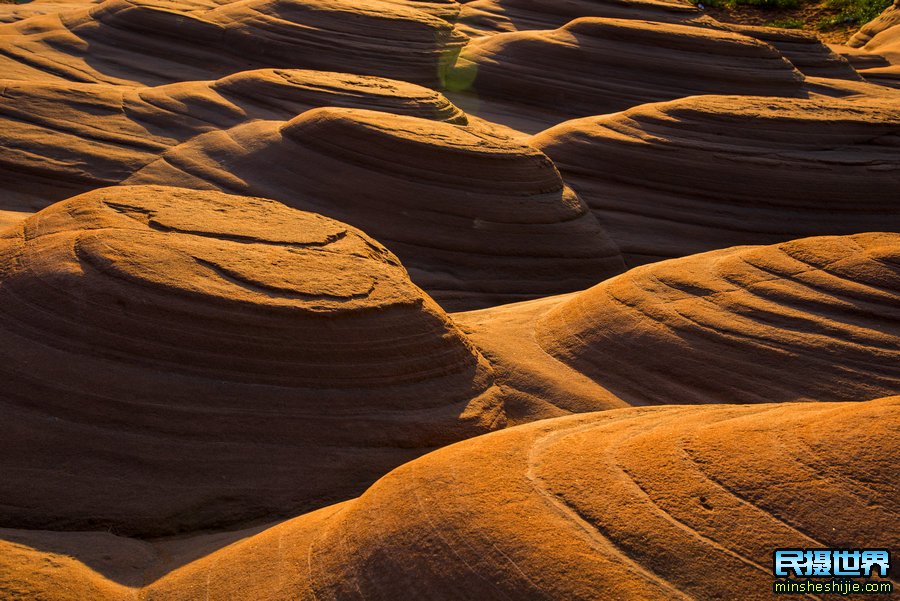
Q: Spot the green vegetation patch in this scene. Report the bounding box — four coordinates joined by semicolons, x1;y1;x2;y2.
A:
766;16;806;25
693;0;801;10
818;0;892;27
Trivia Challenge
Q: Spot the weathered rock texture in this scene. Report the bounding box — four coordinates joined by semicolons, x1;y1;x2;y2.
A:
456;0;703;36
533;94;900;266
536;233;900;405
447;17;806;118
845;0;900;87
455;0;859;81
0;69;466;211
726;23;861;80
0;210;30;230
2;397;896;600
0;185;506;536
126;108;626;309
0;0;467;86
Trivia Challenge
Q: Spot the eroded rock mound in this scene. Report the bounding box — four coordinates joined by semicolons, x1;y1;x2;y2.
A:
848;0;900;49
382;0;461;21
269;398;897;601
4;397;895;600
0;69;466;212
0;210;30;230
126;108;626;310
454;0;858;81
536;233;900;405
0;185;506;536
456;0;702;37
447;17;805;118
844;0;900;87
533;94;900;265
726;24;861;80
0;0;467;86
0;0;98;23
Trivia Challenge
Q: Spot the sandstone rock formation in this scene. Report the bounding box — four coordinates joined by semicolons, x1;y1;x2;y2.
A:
0;0;97;23
0;0;467;86
844;0;900;87
447;17;806;119
0;185;507;536
456;0;703;36
0;0;896;595
0;209;30;230
384;0;462;21
849;0;900;47
0;70;466;211
2;396;896;600
726;24;861;80
533;94;900;266
126;108;626;309
535;233;900;405
455;0;859;82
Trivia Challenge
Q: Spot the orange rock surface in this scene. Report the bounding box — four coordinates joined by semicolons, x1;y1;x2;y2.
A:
125;108;627;309
533;95;900;265
0;0;896;596
0;70;467;211
1;397;896;600
0;185;508;536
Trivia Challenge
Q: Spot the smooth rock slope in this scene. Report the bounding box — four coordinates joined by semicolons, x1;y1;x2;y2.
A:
126;108;627;310
844;0;900;87
0;0;467;86
0;185;507;536
0;210;30;230
533;94;900;266
535;233;900;405
447;17;806;118
0;69;467;211
2;397;896;600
